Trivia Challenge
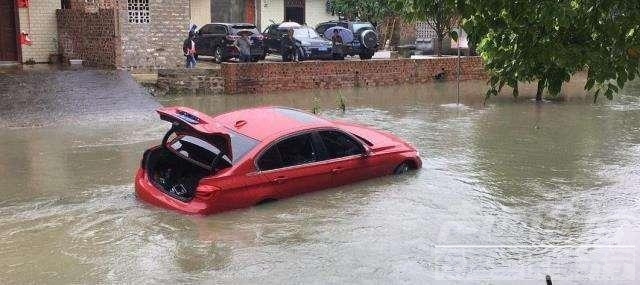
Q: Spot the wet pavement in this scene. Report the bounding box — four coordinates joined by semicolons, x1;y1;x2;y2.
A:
0;65;159;128
1;67;640;284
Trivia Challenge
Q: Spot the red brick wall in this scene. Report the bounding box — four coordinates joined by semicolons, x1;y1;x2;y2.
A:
221;57;487;94
56;9;120;67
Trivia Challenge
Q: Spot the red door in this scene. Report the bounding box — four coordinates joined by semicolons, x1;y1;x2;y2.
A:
0;0;19;61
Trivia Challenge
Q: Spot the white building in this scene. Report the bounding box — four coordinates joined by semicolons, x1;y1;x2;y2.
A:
258;0;337;30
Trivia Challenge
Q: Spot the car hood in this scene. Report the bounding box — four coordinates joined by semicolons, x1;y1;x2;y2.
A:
157;106;233;161
333;120;416;152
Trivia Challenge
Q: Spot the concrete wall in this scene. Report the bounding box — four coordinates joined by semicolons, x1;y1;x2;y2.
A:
304;0;336;27
118;0;190;69
221;57;487;94
18;0;62;63
190;0;211;27
260;0;285;29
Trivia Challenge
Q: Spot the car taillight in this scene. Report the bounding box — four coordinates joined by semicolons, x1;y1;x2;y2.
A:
226;35;240;41
195;185;220;200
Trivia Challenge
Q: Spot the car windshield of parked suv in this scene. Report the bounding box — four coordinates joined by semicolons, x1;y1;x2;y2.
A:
352;22;374;32
293;27;321;39
231;25;259;36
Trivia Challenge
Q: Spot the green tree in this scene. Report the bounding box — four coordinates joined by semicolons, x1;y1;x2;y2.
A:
460;0;640;102
331;0;396;23
391;0;458;56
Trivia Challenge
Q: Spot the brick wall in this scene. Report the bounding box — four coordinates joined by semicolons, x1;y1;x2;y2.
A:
56;9;120;67
18;1;61;63
156;69;224;95
118;0;190;69
221;57;487;94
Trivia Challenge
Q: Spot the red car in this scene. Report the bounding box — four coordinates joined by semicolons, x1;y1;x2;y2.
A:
135;106;421;215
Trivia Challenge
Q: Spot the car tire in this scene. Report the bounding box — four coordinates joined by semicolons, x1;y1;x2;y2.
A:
359;51;374;60
213;46;223;63
394;161;411;175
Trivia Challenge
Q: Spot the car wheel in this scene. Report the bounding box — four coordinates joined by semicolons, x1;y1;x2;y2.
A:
394;162;411;175
213;46;223;63
359;51;374;60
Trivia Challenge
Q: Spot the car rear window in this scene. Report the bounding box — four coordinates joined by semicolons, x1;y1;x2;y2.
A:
231;25;260;36
169;136;231;167
352;23;373;31
275;108;323;124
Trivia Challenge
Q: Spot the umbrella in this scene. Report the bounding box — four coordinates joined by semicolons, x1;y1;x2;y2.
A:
324;26;354;43
278;22;302;29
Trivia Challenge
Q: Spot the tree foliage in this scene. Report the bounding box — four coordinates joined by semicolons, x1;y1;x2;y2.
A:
459;0;640;101
391;0;458;56
331;0;396;24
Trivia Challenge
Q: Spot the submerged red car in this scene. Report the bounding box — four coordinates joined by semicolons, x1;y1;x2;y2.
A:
135;106;421;214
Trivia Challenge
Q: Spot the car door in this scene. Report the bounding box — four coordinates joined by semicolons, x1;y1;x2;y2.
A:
316;130;380;187
212;24;228;51
255;132;333;199
195;24;213;56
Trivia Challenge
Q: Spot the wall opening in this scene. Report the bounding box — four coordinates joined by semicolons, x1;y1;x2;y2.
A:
284;0;305;24
0;0;19;61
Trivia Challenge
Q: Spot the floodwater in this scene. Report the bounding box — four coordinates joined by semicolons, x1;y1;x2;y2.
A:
1;76;640;284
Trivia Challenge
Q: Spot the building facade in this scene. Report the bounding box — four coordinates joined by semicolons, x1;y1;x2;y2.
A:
0;0;61;63
258;0;336;30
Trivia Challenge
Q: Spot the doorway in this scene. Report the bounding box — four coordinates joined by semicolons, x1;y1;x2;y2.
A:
284;0;305;25
0;0;19;61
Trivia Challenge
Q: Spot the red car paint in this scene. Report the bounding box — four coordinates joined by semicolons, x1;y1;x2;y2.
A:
135;106;421;215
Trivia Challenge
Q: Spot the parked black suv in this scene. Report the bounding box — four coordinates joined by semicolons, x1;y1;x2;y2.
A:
194;23;266;63
315;21;379;59
263;24;333;61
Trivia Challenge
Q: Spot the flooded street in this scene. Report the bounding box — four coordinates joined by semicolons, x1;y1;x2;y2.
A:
1;76;640;284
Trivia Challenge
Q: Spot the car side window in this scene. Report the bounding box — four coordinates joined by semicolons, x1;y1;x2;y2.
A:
257;133;317;171
199;25;212;34
319;130;364;159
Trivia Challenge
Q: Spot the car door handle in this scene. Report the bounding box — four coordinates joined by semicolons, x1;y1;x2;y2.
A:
331;168;343;174
272;176;287;184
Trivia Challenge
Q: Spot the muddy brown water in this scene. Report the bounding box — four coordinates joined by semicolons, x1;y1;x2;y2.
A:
1;77;639;284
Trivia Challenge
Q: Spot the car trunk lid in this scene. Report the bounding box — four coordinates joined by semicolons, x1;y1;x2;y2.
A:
157;106;233;161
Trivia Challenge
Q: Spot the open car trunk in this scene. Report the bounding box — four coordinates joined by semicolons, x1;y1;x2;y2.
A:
145;147;210;201
144;107;233;201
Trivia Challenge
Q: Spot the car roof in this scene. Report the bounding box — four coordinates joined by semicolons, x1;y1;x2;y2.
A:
213;107;334;141
209;22;256;27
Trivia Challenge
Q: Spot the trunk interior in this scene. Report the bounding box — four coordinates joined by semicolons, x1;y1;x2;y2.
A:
145;147;209;202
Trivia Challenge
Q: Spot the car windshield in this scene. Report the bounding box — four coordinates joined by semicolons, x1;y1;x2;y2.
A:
293;27;320;39
352;23;373;32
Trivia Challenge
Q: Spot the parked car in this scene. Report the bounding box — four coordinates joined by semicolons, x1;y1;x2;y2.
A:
315;20;379;59
263;25;333;61
135;106;421;215
194;23;265;63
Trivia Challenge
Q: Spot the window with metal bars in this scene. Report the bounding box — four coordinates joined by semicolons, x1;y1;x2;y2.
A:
128;0;150;24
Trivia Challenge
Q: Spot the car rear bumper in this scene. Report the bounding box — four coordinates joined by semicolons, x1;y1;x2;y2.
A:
134;168;213;215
